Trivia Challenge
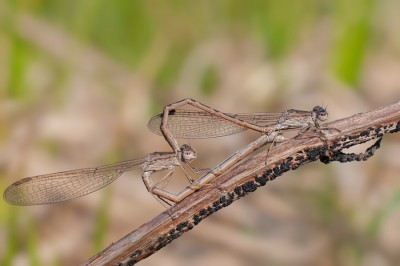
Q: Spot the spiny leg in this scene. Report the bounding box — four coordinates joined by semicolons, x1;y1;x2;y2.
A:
142;170;174;208
295;123;340;145
142;170;198;204
143;170;180;203
264;132;286;165
177;163;195;183
183;161;210;174
141;162;209;204
153;169;175;191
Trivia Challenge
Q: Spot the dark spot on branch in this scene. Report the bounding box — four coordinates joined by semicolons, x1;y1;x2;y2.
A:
360;130;369;137
242;181;257;193
193;214;201;225
234;186;244;197
199;209;207;216
255;174;268;186
176;221;188;231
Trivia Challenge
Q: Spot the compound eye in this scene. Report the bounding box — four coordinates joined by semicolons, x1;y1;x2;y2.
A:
313;106;322;113
313;106;328;120
183;149;196;161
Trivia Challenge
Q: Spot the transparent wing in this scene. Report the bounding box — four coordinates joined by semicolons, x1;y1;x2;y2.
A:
147;110;282;139
3;159;144;206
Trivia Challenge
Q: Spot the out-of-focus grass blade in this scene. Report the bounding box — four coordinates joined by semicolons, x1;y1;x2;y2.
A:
200;65;219;96
27;220;41;266
331;0;374;86
367;188;400;236
249;0;318;59
0;208;19;265
7;36;30;100
92;186;111;253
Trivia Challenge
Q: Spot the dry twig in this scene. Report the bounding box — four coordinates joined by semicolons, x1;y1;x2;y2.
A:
82;101;400;266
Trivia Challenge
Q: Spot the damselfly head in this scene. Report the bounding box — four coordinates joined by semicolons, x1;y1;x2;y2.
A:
313;106;328;121
180;144;197;161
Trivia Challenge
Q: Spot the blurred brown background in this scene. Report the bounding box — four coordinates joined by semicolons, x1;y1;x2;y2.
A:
0;1;399;265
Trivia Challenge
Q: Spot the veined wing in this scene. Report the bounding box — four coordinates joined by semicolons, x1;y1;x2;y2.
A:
147;110;282;139
3;159;144;206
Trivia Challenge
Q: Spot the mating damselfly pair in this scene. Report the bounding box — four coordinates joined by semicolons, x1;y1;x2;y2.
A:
3;98;328;206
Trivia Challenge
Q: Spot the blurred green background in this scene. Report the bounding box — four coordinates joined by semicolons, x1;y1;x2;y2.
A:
0;0;399;265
